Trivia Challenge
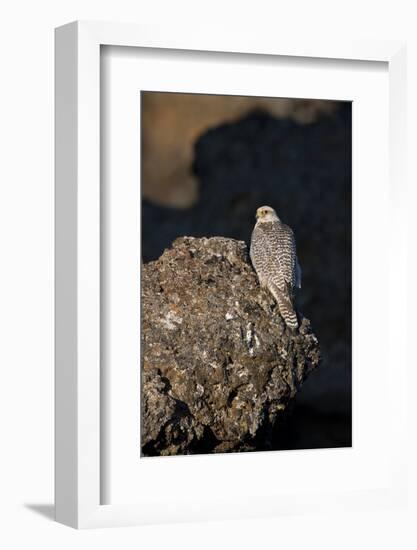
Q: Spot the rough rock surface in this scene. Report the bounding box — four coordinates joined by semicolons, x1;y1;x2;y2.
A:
141;236;320;456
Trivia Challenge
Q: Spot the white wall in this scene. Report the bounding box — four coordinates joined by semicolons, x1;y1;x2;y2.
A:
0;1;416;547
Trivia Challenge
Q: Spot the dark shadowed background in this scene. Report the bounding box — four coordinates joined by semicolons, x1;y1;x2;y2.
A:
141;92;352;450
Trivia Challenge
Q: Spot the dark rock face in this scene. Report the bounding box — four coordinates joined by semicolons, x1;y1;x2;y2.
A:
141;237;320;456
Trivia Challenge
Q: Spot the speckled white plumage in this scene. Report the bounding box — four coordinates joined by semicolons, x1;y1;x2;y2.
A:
250;206;300;328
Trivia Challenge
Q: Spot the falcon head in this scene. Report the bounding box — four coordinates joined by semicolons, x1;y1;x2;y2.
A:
256;205;279;222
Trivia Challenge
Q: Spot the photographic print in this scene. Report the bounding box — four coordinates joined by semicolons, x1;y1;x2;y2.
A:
140;92;351;457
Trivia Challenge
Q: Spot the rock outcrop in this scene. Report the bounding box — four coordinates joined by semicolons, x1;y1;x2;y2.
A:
141;92;337;208
141;237;320;456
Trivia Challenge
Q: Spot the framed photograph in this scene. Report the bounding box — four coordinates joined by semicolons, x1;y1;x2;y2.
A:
55;21;407;528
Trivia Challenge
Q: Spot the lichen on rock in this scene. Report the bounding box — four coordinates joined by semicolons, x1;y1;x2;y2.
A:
141;236;320;456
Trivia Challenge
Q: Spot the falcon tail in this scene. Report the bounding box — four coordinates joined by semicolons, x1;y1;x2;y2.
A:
270;284;298;329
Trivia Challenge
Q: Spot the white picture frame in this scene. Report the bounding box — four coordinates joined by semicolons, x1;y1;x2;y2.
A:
55;21;407;529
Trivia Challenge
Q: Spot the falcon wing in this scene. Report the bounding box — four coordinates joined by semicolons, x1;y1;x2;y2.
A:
256;221;297;290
